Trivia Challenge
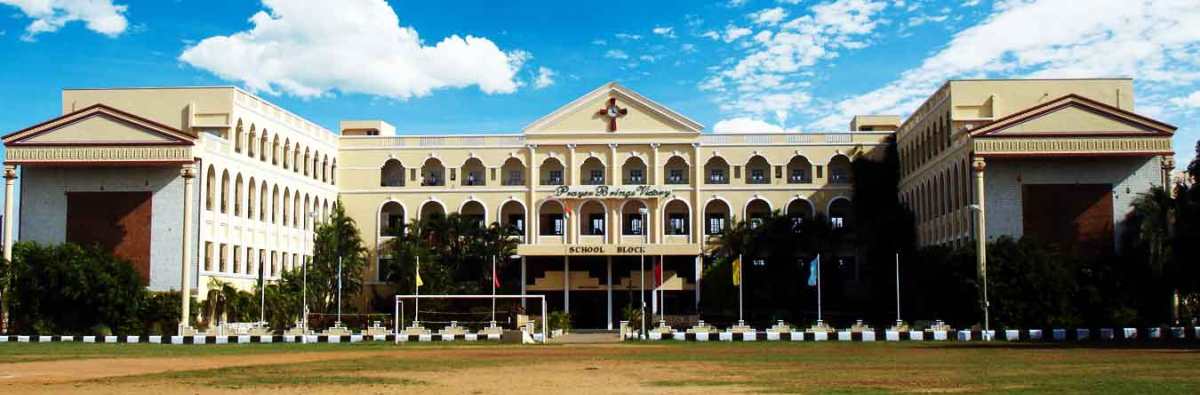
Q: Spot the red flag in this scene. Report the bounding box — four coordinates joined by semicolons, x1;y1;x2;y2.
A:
653;261;663;288
493;263;501;289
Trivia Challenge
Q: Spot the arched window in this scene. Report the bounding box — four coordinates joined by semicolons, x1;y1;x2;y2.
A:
828;155;852;184
745;199;771;228
663;200;690;236
579;200;606;235
247;178;256;219
664;156;689;185
380;201;405;237
580;157;605;185
234;174;244;216
621;200;648;236
622;156;647;185
421;158;445;186
205;165;216;211
704;199;730;235
786;155;813;184
220;170;230;213
540;157;564;186
234;123;243;153
282;188;291;226
461;158;486;186
381;159;405;187
419;200;446;222
704;157;730;184
282;139;291;169
829;198;853;229
499;200;526;236
539;200;565;236
745;155;771;184
303;148;311;176
247;126;256;158
271;135;280;165
501;157;526;186
460;200;485;226
787;198;814;229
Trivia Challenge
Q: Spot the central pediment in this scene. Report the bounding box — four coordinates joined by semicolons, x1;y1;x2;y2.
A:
523;82;703;135
970;94;1175;138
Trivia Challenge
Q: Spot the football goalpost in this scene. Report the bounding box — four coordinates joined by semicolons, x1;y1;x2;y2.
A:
393;294;548;344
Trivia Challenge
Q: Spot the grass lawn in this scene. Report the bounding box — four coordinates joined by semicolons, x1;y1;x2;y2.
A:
1;341;1198;393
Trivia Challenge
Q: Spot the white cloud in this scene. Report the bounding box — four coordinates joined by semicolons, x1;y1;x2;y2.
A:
701;30;721;40
615;33;642;40
810;0;1200;129
726;0;750;7
604;49;629;60
906;13;949;28
0;0;128;41
713;117;786;133
591;39;607;45
703;0;888;121
750;7;789;25
681;43;697;53
722;26;753;42
179;0;528;100
651;26;675;38
533;67;555;89
1171;91;1200;109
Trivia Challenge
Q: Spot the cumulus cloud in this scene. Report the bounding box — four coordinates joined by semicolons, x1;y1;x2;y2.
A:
533;67;555;89
604;49;629;60
651;26;675;38
809;0;1200;129
750;7;789;25
703;0;888;122
178;0;528;100
713;117;787;133
0;0;128;41
722;26;753;42
1171;91;1200;109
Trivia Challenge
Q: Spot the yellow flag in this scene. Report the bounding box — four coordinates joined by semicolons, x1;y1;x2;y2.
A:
415;263;424;288
731;257;742;287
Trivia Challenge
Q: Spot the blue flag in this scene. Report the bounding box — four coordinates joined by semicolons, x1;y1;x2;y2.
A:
807;257;819;287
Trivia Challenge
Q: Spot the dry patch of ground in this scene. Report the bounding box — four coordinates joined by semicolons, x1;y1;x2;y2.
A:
1;342;1198;393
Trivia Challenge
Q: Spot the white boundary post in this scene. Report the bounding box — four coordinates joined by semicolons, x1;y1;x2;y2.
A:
393;294;548;344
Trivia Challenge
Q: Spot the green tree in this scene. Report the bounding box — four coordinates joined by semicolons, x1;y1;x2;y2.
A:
307;201;368;316
380;212;517;297
5;242;146;335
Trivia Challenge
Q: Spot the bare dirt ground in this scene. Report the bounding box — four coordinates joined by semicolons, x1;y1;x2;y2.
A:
2;342;1199;394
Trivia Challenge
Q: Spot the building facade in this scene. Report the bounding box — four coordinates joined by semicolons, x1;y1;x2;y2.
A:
0;79;1176;329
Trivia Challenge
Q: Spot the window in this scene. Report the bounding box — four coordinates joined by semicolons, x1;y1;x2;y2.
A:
791;216;803;231
668;214;687;235
423;171;441;186
625;214;644;235
707;214;726;235
466;171;481;186
204;242;214;271
508;170;523;186
552;215;564;235
219;244;228;273
749;217;764;229
384;213;404;237
628;169;644;184
589;214;605;235
709;169;726;183
831;216;845;229
548;170;563;185
507;214;525;234
790;169;810;183
589;169;604;185
749;168;767;184
668;169;684;184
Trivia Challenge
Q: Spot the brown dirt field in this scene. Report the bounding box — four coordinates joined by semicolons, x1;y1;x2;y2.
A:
2;343;1199;394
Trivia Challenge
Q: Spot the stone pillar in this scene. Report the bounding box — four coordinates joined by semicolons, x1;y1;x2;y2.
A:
566;144;577;186
3;165;15;262
606;256;613;330
607;143;618;185
527;145;538;244
1161;156;1176;192
179;164;197;333
972;157;989;330
520;256;527;309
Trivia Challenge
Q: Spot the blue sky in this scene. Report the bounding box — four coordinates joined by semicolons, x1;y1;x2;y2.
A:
0;0;1197;169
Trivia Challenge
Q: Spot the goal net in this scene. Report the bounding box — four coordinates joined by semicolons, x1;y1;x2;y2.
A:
393;294;548;343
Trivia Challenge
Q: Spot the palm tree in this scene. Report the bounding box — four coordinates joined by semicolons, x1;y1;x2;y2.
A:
1129;186;1177;322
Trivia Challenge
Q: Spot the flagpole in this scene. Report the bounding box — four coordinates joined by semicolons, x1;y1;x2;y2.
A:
729;252;739;324
415;256;420;325
816;254;822;324
491;255;497;323
659;254;665;323
895;252;901;324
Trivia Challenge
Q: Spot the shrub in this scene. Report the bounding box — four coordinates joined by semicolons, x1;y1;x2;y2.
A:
5;242;145;335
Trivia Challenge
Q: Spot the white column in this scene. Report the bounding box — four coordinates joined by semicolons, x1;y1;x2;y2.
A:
520;256;527;309
606;256;613;330
179;164;196;332
564;256;570;314
2;165;15;263
973;157;989;333
691;143;703;245
527;144;538;244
